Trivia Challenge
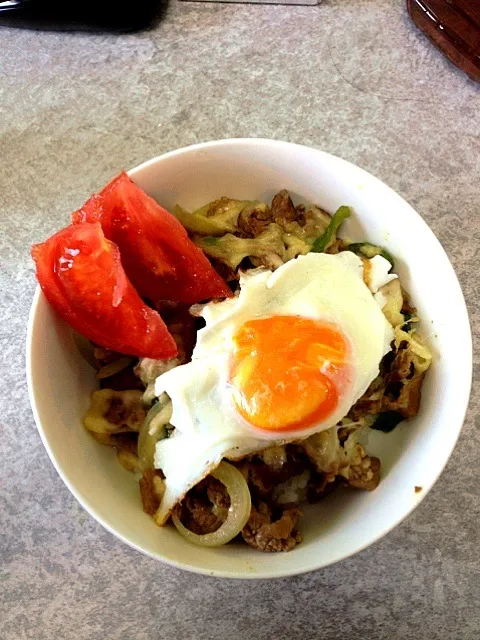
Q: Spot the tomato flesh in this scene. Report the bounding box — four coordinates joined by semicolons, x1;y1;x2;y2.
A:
73;172;232;304
32;223;178;359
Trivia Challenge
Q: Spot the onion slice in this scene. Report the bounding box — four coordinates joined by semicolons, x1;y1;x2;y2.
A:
172;462;252;547
71;330;98;369
138;397;172;470
96;357;135;379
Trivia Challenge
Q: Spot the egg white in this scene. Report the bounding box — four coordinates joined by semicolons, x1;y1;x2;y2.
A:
153;252;395;523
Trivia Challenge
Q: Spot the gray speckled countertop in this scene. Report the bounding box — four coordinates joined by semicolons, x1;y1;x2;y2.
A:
1;1;479;638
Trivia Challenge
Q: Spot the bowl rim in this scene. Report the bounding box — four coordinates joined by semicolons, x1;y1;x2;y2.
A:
26;137;473;579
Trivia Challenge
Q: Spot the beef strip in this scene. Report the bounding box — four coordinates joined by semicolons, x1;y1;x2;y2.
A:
237;445;311;501
154;302;196;363
104;396;146;430
349;376;385;420
383;373;425;419
99;368;145;391
307;473;340;503
348;455;381;491
209;258;239;288
140;469;165;516
242;502;302;552
238;204;272;237
350;337;426;423
175;477;231;535
271;190;297;225
327;238;349;255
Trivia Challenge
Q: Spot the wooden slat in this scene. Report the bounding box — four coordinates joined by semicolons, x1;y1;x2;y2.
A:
447;0;480;26
407;0;480;81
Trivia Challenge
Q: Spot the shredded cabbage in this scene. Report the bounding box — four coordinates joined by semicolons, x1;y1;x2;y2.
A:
195;223;286;270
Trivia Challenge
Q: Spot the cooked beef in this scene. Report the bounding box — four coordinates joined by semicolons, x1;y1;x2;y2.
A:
307;473;340;503
238;203;272;237
158;303;196;362
294;203;307;225
271;190;297;225
256;445;288;472
349;376;385;421
104;396;146;430
348;454;381;491
242;502;302;552
382;340;426;419
400;288;416;315
386;346;415;382
326;238;349;255
140;469;165;516
176;477;231;535
351;337;426;423
238;445;311;501
99;367;145;391
110;432;139;454
384;372;425;419
209;258;240;287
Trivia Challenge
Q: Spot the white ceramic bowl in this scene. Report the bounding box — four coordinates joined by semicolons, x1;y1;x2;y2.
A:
27;139;472;579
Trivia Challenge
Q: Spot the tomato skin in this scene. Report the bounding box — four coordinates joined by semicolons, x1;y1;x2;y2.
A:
32;223;178;359
73;172;232;304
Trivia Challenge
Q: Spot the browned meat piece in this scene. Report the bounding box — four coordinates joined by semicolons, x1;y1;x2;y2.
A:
387;347;415;381
238;203;272;237
99;368;145;391
238;445;311;500
271;190;297;225
307;473;340;503
249;252;285;271
381;340;426;419
176;477;231;535
158;303;197;363
206;478;230;510
301;432;343;480
111;432;139;454
351;336;427;423
300;428;381;494
349;376;385;421
93;346;122;366
400;287;416;315
140;469;162;516
295;203;306;225
209;258;239;287
94;347;144;390
134;303;198;401
256;445;288;472
348;455;381;491
242;502;302;552
104;396;146;430
174;502;220;535
92;431;141;471
383;373;425;419
242;461;278;498
326;238;349;255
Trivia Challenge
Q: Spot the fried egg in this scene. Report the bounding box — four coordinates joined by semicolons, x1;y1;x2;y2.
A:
153;252;395;523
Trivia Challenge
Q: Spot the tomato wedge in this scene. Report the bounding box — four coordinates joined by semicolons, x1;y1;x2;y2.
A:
32;223;178;359
72;172;232;305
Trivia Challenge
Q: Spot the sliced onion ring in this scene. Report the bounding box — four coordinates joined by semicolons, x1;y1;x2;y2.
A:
172;462;252;547
138;397;172;470
71;330;98;369
96;357;135;379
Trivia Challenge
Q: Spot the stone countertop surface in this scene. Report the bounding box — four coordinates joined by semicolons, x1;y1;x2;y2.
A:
1;0;479;638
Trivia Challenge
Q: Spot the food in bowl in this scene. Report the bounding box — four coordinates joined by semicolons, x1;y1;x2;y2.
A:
31;172;432;553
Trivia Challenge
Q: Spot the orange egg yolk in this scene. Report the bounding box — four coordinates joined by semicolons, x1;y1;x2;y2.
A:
229;316;349;433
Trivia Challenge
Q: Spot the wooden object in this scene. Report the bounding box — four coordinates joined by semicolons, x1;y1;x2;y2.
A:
407;0;480;81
